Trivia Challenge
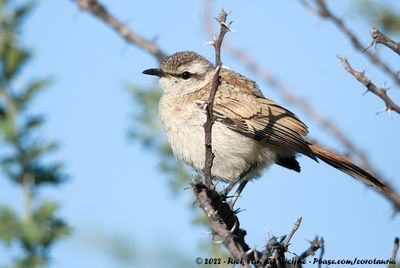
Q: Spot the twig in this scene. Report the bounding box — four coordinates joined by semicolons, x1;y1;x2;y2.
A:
273;218;302;268
284;217;302;246
365;27;400;56
73;0;166;62
389;237;399;268
317;238;325;268
203;9;230;187
338;56;400;114
301;0;400;87
296;236;323;268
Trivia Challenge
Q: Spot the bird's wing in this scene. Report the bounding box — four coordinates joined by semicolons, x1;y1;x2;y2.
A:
207;81;316;160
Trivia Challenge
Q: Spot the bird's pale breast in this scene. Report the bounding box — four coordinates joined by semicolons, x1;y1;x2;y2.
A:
159;93;278;181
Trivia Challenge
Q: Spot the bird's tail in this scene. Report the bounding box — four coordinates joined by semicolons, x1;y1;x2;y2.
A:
308;143;386;192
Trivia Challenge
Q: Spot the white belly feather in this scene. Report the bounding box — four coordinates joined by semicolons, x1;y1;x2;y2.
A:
159;94;277;181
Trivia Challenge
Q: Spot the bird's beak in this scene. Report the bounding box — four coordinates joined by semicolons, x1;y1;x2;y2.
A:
142;68;162;77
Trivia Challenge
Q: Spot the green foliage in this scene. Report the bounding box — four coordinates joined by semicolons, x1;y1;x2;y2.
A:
0;1;69;267
0;206;19;245
356;0;400;34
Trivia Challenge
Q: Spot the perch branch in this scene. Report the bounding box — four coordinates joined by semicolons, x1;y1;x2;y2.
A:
389;237;399;268
203;9;230;187
192;178;255;264
365;27;400;56
338;56;400;114
301;0;400;87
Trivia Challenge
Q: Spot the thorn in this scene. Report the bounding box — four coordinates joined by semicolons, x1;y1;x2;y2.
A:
195;100;208;110
336;55;344;62
229;220;238;233
245;247;256;256
202;40;214;47
184;185;193;191
381;82;390;93
362;88;370;96
234;207;245;214
375;106;389;115
212;35;217;47
362;41;374;52
279;235;286;243
212;210;219;218
388;108;393;120
221;64;232;70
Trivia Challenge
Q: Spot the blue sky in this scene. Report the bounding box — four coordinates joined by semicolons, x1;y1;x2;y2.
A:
1;0;399;267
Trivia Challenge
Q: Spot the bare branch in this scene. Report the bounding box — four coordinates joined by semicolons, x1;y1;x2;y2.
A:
203;9;230;187
192;178;258;263
298;237;323;261
389;237;399;268
301;0;400;87
73;0;166;62
338;56;400;114
317;238;325;268
388;237;399;268
366;28;400;56
284;217;302;246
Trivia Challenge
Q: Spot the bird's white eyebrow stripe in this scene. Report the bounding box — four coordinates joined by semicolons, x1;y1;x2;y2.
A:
187;62;208;74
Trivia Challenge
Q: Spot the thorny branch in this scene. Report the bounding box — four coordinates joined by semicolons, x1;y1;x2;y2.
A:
203;10;230;187
337;56;400;209
193;177;323;268
389;237;399;268
365;27;400;56
301;0;400;87
74;0;166;62
338;56;400;115
192;178;253;265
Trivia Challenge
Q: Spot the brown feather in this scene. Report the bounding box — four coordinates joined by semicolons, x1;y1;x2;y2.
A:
210;69;316;160
308;143;386;192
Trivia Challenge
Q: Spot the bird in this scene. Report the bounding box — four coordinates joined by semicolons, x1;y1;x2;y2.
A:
143;51;386;205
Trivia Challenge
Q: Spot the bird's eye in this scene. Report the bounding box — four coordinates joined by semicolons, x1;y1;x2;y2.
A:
180;71;192;80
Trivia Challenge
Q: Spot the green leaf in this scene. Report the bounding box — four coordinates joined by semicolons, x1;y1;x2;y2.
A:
22;115;44;131
356;0;400;34
3;43;30;80
35;202;58;223
0;206;20;245
31;163;66;186
8;2;35;31
16;79;51;110
23;141;58;160
20;221;46;247
0;116;17;141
